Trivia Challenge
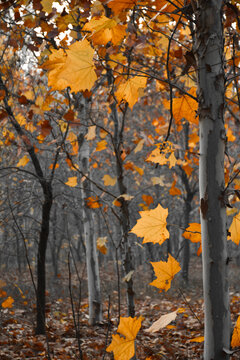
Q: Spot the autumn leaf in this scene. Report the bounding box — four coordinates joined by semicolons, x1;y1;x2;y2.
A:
95;140;107;151
102;174;117;186
164;87;198;124
65;176;77;187
183;223;202;256
189;336;204;343
142;194;154;206
231;315;240;347
2;296;14;308
130;204;169;245
85;125;96;140
97;237;108;254
150;254;181;292
146;142;177;168
145;309;178;333
115;76;147;109
169;179;181;196
43;39;97;92
108;0;136;14
17;155;29;167
228;212;240;245
86;196;102;208
83;16;126;45
106;316;143;360
134;139;144;153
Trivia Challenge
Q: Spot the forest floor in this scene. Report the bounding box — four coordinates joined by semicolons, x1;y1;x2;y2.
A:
1;256;240;359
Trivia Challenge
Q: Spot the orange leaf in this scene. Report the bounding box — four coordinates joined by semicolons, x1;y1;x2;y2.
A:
189;336;204;343
131;204;169;245
43;39;97;92
108;0;136;14
2;296;14;308
150;254;181;292
86;196;102;208
106;316;143;360
95;140;107;152
169;180;181;196
183;223;202;255
115;76;147;109
65;176;77;187
228;212;240;245
17;155;29;167
97;237;108;255
142;194;154;206
231;315;240;348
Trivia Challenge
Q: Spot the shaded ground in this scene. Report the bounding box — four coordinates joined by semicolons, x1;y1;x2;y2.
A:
1;256;240;359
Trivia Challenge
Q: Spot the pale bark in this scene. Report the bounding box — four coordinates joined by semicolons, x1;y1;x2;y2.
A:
194;1;231;358
80;137;102;325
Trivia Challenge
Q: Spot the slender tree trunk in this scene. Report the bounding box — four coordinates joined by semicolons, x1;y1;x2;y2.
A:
194;1;231;358
81;138;102;325
36;182;53;334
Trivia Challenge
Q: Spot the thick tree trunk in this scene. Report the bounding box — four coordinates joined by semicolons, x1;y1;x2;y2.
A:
36;182;53;334
194;1;231;358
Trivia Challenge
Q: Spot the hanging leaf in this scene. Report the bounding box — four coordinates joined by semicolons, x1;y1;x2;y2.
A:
86;196;102;208
65;176;77;187
150;254;181;292
228;212;240;245
102;174;117;186
130;204;169;245
231;315;240;348
115;76;147;109
17;155;29;167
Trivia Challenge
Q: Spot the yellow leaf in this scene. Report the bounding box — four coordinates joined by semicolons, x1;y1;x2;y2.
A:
151;176;165;186
145;310;178;333
103;174;117;186
134;165;144;176
189;336;204;343
43;39;97;92
83;16;126;45
123;270;134;282
65;176;77;187
2;296;14;308
183;223;201;243
231;315;240;347
17;155;29;167
150;254;181;292
85;125;96;140
95;140;107;152
134;139;144;153
115;76;147;109
107;316;143;360
228;212;240;245
130;204;169;245
97;237;108;254
119;194;134;201
41;0;54;13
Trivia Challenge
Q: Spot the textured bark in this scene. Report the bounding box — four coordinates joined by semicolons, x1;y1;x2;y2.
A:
194;1;231;358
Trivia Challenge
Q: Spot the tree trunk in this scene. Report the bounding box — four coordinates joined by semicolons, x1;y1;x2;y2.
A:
36;182;53;334
194;1;231;358
81;139;102;325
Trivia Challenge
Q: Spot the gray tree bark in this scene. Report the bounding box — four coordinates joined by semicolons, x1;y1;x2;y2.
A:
194;1;231;358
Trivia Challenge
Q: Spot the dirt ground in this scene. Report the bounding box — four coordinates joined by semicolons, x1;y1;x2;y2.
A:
1;256;240;359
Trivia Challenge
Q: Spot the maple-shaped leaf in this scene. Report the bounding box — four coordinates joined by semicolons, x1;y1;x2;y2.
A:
228;212;240;245
231;315;240;347
106;316;143;360
97;237;108;254
17;155;29;167
86;196;102;208
164;87;198;124
83;16;126;45
146;142;177;168
102;174;117;186
65;176;77;187
130;204;169;245
150;254;181;292
43;40;97;92
115;76;147;109
183;223;202;256
2;296;14;308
